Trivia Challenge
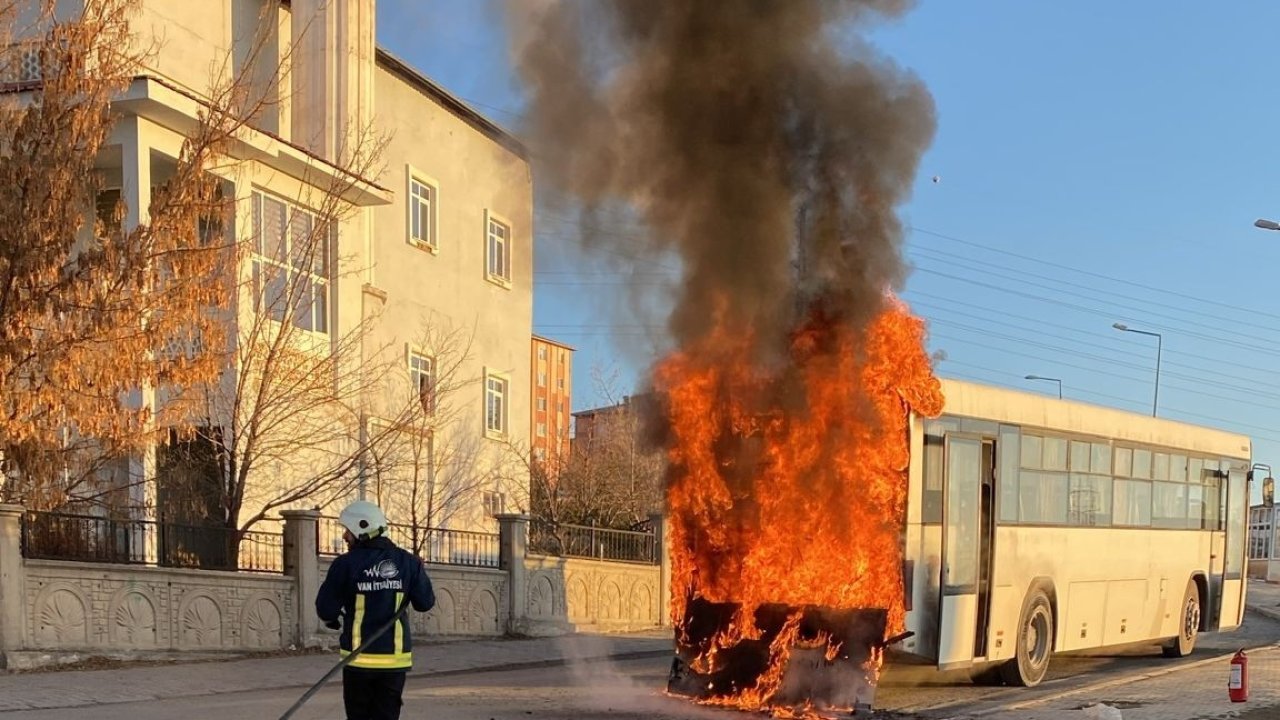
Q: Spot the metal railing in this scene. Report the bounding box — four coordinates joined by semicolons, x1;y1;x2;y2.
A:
529;520;657;565
318;516;500;569
22;511;284;573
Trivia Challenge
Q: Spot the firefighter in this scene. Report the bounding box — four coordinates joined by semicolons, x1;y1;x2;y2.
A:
317;500;435;720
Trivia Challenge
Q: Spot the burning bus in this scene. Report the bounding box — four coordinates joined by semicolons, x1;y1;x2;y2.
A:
659;307;1250;716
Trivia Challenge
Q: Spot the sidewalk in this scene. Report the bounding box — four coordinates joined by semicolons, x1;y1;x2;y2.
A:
0;630;674;713
1247;578;1280;621
963;644;1280;720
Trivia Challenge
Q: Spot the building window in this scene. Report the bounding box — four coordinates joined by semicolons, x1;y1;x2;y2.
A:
485;374;508;436
483;491;505;517
537;397;547;411
409;352;435;414
557;378;565;389
408;174;438;250
538;371;547;387
537;423;547;438
537;346;547;360
486;213;511;284
252;191;330;334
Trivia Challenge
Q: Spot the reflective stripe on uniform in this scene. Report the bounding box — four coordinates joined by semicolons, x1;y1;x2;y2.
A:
352;594;366;649
340;649;413;669
394;591;405;655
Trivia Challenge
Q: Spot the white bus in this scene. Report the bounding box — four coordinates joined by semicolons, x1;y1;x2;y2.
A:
900;379;1252;686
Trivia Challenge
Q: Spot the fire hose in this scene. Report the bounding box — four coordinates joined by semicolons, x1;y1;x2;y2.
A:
278;598;412;720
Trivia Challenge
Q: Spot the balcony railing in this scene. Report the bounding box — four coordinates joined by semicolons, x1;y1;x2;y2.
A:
318;516;500;569
0;40;44;87
529;520;657;565
21;511;284;573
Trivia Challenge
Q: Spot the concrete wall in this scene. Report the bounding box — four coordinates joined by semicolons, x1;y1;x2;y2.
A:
0;508;668;669
22;560;295;654
527;555;663;633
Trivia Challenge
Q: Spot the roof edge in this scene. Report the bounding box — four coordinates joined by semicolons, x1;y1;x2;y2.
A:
375;47;528;162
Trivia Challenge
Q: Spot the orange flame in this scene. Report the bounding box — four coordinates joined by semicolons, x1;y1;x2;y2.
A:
657;298;943;714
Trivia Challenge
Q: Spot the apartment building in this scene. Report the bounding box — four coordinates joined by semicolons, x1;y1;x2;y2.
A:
530;335;574;467
8;0;532;533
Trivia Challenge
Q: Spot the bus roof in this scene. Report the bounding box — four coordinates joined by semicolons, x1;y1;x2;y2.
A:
936;378;1252;460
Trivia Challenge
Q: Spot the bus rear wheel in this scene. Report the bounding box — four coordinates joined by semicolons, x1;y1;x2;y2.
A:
1162;579;1200;658
1001;588;1053;687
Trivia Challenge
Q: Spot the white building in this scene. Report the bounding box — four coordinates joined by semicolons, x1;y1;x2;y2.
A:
8;0;532;534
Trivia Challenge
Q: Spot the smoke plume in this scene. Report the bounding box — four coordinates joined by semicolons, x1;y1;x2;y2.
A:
508;0;935;358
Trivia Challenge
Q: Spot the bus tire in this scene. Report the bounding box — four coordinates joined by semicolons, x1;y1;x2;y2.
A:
1162;579;1200;658
1001;587;1053;687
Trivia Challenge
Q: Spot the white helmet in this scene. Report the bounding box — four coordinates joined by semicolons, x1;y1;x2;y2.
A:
338;500;388;539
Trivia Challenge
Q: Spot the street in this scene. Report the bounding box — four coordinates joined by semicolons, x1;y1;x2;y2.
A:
5;611;1279;720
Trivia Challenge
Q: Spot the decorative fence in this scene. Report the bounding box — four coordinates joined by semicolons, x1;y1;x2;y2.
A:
21;511;284;573
0;506;668;667
528;520;657;565
317;516;501;569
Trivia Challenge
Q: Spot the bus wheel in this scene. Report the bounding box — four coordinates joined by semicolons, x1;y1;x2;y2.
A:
1162;579;1200;658
1001;588;1053;687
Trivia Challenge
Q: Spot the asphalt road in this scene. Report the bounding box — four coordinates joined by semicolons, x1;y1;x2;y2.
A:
6;612;1279;720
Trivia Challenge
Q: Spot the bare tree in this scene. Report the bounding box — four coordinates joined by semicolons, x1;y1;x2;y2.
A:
527;362;664;531
0;0;253;511
157;121;398;538
364;320;507;559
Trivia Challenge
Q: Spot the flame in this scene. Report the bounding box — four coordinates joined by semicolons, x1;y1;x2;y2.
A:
657;298;943;714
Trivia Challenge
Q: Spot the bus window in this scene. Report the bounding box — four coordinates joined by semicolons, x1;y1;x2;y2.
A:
1091;442;1112;475
1153;453;1170;481
1043;436;1068;471
1021;471;1068;524
1204;474;1223;531
1227;468;1246;576
998;425;1020;523
1132;449;1152;479
1069;473;1111;526
1115;447;1133;477
922;435;944;524
1188;483;1207;529
1021;435;1042;470
1114;479;1152;526
1152;482;1189;529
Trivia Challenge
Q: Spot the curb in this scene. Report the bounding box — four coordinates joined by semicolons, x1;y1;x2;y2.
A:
1248;604;1280;622
968;643;1280;716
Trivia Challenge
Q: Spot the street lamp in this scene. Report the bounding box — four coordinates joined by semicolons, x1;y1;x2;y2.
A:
1113;322;1162;417
1255;218;1280;231
1024;374;1062;399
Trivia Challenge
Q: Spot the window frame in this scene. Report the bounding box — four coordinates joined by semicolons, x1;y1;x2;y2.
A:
484;209;513;288
483;490;505;517
406;166;440;253
407;346;436;415
484;369;510;438
251;189;333;337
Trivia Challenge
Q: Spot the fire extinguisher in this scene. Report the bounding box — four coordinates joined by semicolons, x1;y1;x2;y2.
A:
1229;649;1249;703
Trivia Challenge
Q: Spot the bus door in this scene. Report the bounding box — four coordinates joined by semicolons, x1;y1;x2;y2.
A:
938;435;996;668
1218;466;1248;628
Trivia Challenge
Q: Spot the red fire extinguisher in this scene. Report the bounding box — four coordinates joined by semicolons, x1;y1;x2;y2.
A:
1229;649;1249;703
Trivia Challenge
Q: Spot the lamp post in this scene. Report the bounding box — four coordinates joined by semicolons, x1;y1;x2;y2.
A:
1112;323;1161;417
1255;218;1280;231
1024;374;1062;399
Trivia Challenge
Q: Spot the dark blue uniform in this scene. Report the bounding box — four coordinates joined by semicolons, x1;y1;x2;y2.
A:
316;536;435;720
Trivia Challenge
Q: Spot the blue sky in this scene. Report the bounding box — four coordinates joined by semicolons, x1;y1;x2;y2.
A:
378;1;1280;479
